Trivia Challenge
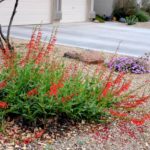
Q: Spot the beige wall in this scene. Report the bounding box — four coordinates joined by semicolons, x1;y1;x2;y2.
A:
94;0;117;16
94;0;140;17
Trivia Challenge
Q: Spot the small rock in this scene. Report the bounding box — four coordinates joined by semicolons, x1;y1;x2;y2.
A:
119;17;126;23
94;20;99;23
81;120;85;124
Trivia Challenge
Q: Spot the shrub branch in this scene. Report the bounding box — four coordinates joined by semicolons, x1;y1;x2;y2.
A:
0;0;19;51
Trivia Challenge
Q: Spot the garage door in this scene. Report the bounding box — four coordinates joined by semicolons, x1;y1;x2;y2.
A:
0;0;52;25
61;0;88;23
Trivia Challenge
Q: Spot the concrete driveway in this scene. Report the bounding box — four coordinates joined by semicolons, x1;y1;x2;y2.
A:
3;22;150;56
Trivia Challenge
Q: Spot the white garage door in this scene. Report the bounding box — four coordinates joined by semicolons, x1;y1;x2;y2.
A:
61;0;89;23
0;0;52;25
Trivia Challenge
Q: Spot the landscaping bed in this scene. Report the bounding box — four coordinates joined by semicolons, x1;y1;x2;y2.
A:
0;33;150;150
133;21;150;29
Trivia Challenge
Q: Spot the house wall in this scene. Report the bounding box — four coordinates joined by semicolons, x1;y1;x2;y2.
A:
0;0;95;25
94;0;117;16
94;0;141;17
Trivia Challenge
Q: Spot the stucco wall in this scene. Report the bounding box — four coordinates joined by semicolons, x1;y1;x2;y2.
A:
94;0;117;16
94;0;141;17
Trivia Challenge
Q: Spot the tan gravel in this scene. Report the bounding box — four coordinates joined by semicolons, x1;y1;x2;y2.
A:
133;22;150;29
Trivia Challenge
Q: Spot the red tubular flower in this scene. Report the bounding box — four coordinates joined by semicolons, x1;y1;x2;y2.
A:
34;30;42;51
115;81;131;96
27;33;36;49
128;95;136;99
119;96;149;108
114;72;124;85
0;81;7;89
120;102;137;108
102;82;112;97
19;59;26;67
35;52;44;65
57;82;64;88
23;138;33;144
46;36;56;54
62;94;75;103
34;130;45;139
109;109;128;118
131;118;145;126
49;82;64;96
95;64;101;75
36;31;42;44
49;84;58;96
27;88;38;96
46;43;53;52
0;101;8;109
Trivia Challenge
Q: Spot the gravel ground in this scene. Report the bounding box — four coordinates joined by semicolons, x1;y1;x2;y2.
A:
0;41;150;150
133;22;150;29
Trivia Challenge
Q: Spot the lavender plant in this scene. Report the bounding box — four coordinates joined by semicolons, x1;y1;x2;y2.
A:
108;53;150;74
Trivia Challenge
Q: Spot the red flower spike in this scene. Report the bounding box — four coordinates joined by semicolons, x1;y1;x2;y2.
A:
102;82;112;97
119;96;149;108
128;95;136;99
131;118;145;126
27;88;38;96
109;109;128;118
34;130;45;139
121;102;138;108
34;30;42;50
35;52;44;65
115;81;131;96
0;81;7;89
114;72;124;85
47;43;53;52
27;33;36;49
0;101;8;109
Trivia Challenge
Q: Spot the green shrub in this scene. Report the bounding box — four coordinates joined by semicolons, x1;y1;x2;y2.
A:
113;0;138;20
136;10;150;22
0;27;149;128
113;8;127;20
126;15;138;25
142;0;150;15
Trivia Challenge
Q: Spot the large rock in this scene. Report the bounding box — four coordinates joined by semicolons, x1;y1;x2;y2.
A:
63;51;80;59
64;50;104;64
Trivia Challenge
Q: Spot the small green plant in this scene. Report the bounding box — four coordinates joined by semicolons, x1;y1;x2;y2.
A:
126;15;138;25
95;15;105;23
136;10;150;22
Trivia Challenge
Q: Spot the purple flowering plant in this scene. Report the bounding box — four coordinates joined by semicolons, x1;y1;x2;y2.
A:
108;53;150;74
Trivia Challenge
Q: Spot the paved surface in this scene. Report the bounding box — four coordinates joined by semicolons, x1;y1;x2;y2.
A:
3;22;150;56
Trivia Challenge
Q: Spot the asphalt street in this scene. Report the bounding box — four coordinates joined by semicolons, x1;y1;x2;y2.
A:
3;22;150;56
